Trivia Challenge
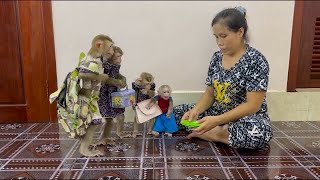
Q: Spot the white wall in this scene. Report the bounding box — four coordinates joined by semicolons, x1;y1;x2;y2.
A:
52;1;294;92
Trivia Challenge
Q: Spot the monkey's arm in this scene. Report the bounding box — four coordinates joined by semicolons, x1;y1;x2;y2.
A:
104;76;126;88
146;96;157;108
166;98;173;118
78;72;109;82
116;74;127;88
167;99;173;114
78;72;109;97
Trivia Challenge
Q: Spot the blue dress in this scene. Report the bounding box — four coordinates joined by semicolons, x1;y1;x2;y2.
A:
153;96;178;133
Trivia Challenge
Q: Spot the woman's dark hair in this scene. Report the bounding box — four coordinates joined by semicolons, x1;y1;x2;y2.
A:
211;7;248;41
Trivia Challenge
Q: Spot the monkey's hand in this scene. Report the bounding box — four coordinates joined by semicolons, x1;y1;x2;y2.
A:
141;89;148;95
105;78;126;88
98;73;109;83
146;90;155;97
166;111;171;118
116;74;127;88
78;88;92;98
145;103;152;110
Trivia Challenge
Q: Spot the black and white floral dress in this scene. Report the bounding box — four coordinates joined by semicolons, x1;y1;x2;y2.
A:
173;45;273;149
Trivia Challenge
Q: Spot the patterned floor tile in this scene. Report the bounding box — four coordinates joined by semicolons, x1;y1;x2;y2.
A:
290;137;320;156
51;170;82;180
284;131;320;138
211;142;238;156
167;168;228;179
224;168;255;179
2;159;63;170
250;167;317;179
0;123;34;134
142;157;165;168
143;138;164;157
43;123;64;133
219;157;246;168
59;158;87;170
275;138;312;156
0;159;7;168
0;133;18;140
13;139;77;159
0;171;56;180
295;156;320;167
308;167;320;178
24;123;49;133
272;131;287;137
272;121;318;131
242;157;300;167
79;169;140;179
103;139;143;158
236;139;290;157
0;121;320;179
37;132;72;140
167;157;220;168
0;140;30;159
308;121;320;130
165;139;215;157
142;168;166;179
86;157;140;169
0;141;11;150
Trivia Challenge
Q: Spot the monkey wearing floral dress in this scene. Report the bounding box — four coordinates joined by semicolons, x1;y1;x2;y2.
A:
92;46;130;148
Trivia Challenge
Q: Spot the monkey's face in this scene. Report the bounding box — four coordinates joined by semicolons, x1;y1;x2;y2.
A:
111;52;122;65
103;41;114;59
159;87;171;100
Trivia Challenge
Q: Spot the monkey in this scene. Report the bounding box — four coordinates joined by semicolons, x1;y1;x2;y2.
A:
91;45;130;148
132;72;156;137
76;34;114;157
146;85;178;137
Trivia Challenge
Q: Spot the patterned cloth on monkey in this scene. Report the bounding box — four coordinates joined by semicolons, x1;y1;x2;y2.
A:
153;95;178;134
132;82;156;103
51;55;104;138
173;45;273;149
98;60;125;118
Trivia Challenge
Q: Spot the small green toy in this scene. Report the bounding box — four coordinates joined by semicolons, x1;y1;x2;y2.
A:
180;119;201;129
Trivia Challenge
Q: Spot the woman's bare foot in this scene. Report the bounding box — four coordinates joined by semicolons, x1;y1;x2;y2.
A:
164;133;172;137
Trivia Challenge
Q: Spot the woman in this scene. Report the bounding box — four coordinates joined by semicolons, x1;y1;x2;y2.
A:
173;7;272;149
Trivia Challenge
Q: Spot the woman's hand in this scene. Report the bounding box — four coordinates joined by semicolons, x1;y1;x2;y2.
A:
181;109;200;121
192;116;220;135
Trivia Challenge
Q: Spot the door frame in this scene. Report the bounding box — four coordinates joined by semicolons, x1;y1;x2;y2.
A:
17;1;57;122
287;1;304;92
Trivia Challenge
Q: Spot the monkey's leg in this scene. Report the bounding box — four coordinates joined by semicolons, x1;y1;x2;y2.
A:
132;114;142;138
147;118;155;135
92;118;114;146
116;114;131;138
79;124;104;157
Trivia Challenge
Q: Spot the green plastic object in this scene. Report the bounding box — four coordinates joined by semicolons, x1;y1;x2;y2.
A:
180;119;201;128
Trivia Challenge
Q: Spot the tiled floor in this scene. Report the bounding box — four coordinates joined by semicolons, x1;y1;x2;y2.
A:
1;121;320;179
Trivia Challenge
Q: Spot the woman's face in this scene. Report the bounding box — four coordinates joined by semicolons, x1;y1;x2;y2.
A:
212;22;244;55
